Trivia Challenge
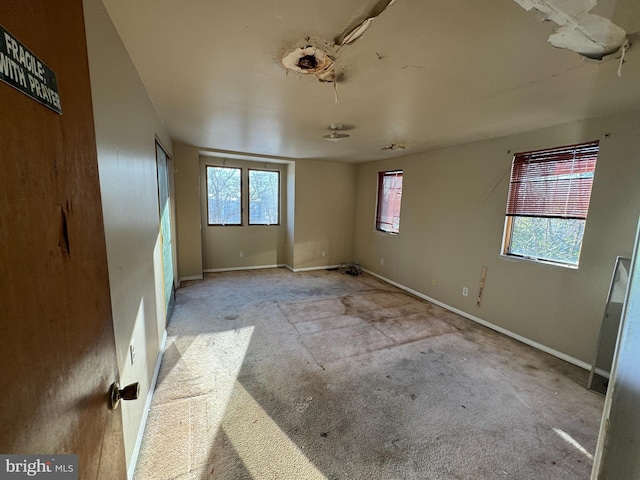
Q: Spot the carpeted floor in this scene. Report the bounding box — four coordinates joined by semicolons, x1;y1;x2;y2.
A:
133;268;604;479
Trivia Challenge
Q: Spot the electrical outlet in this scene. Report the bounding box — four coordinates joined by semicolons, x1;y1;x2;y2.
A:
462;287;469;297
239;251;244;257
321;250;326;257
380;258;385;266
130;341;136;366
432;279;437;286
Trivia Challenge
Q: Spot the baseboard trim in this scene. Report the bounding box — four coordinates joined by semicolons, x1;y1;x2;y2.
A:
128;329;167;480
179;275;203;284
363;268;594;372
289;264;341;272
203;264;284;273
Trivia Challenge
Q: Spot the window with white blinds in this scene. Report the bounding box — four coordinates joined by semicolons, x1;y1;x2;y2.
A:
376;170;403;234
502;141;599;267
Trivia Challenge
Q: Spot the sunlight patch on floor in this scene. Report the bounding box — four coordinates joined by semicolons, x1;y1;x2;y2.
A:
222;381;327;480
553;427;594;460
179;326;255;436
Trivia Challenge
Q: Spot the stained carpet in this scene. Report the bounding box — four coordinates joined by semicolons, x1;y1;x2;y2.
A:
133;268;604;479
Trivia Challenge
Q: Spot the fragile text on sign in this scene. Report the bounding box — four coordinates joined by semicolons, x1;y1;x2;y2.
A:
0;24;62;114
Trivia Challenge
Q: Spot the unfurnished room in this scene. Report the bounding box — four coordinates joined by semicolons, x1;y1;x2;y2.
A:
1;1;640;479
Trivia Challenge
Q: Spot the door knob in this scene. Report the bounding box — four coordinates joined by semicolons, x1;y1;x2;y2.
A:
109;382;140;410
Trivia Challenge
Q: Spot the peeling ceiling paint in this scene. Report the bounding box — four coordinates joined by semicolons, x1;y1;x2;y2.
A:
280;0;397;86
336;0;396;46
514;0;627;59
102;0;640;163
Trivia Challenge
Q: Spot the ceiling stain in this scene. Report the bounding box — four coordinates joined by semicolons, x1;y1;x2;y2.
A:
381;143;407;151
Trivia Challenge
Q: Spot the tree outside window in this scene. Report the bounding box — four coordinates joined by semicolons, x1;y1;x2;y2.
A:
502;141;599;267
206;166;242;225
249;169;280;225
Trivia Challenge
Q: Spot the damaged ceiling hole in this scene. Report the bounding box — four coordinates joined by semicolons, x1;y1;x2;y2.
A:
280;0;397;94
298;55;318;70
281;46;335;81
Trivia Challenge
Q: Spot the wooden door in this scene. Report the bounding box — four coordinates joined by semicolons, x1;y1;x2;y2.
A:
0;1;126;478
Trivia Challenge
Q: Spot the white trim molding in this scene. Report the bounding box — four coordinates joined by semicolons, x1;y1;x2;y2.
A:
289;264;341;273
179;275;203;284
128;329;167;480
203;264;284;273
363;268;595;372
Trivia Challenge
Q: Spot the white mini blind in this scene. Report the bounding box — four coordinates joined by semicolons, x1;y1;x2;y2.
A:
506;141;599;219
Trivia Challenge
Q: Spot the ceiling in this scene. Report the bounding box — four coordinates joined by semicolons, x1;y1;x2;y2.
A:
101;0;640;163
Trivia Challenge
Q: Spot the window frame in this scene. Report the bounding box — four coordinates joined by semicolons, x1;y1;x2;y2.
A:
501;141;599;268
375;169;403;235
248;168;281;226
205;165;243;226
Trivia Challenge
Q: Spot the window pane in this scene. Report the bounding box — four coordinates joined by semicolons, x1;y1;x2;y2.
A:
376;171;403;234
503;142;597;267
249;170;279;225
206;166;241;225
509;217;585;266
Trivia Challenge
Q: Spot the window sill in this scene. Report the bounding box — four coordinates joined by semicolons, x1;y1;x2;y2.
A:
500;253;579;270
374;229;399;236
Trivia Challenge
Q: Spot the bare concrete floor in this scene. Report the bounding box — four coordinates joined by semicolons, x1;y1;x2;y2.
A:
134;268;604;479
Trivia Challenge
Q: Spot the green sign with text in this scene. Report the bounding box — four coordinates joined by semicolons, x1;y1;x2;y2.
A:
0;24;62;114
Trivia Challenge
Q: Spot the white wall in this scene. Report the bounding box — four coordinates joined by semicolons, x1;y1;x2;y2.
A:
173;154;357;275
293;160;357;270
84;0;173;471
199;157;288;271
286;162;296;268
354;109;640;364
174;143;203;281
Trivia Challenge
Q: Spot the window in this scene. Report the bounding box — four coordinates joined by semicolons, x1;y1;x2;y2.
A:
206;166;242;225
249;169;280;225
502;141;599;267
376;170;403;234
